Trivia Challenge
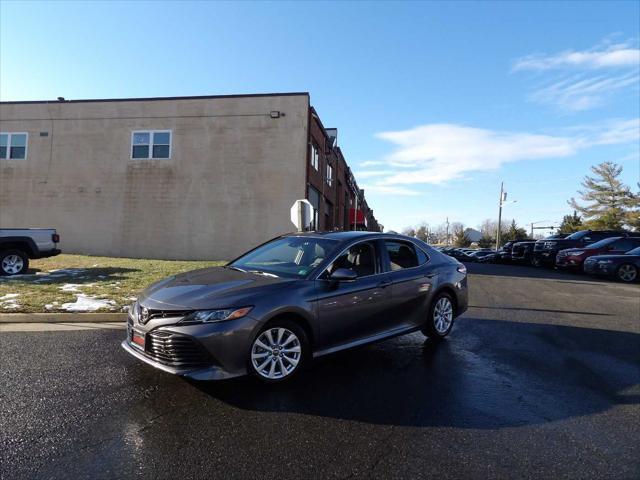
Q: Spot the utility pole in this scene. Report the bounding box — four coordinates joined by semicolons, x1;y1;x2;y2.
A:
445;217;450;246
496;182;505;251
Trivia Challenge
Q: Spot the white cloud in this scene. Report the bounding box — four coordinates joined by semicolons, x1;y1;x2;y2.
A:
513;42;640;71
513;39;639;111
370;119;639;186
359;184;421;196
529;72;639;111
352;170;396;179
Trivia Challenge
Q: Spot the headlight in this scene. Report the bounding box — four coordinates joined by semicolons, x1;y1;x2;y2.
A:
545;242;557;249
568;250;584;256
129;301;139;320
181;307;253;324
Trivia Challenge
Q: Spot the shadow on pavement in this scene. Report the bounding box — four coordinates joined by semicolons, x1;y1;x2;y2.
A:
465;262;618;283
0;267;139;284
191;317;640;429
469;305;613;316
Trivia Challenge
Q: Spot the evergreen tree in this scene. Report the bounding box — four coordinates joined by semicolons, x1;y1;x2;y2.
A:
415;224;429;242
477;234;495;248
568;162;638;230
558;211;583;234
503;219;528;241
453;224;472;247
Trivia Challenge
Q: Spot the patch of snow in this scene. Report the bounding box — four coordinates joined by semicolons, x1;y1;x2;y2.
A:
49;268;87;276
1;294;21;309
0;293;20;300
60;283;93;292
60;294;117;312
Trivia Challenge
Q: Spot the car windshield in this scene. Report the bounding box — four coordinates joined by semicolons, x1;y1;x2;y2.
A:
565;231;588;240
626;247;640;255
584;237;618;249
230;236;340;279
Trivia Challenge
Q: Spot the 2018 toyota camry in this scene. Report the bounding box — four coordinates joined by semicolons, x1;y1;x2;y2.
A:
121;231;468;383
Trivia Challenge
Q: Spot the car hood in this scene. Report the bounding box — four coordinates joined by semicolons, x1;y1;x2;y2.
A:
138;267;294;310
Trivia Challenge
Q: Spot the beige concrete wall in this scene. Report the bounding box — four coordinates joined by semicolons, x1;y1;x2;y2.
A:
0;95;309;260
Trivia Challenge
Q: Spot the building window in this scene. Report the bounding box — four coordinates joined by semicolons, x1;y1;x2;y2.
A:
326;163;333;186
311;144;319;170
0;133;28;160
131;130;171;159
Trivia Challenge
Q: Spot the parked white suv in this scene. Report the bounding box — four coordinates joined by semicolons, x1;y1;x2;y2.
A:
0;229;61;275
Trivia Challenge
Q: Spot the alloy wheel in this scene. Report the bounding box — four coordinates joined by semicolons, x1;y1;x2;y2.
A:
618;264;637;282
1;255;24;275
433;297;453;334
251;327;302;380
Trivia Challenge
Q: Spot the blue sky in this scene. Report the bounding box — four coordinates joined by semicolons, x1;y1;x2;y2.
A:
1;1;639;233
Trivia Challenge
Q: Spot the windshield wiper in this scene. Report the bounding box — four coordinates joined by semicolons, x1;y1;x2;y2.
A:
247;270;279;278
224;265;247;273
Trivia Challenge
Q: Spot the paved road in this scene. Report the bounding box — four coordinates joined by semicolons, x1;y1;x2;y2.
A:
2;264;639;479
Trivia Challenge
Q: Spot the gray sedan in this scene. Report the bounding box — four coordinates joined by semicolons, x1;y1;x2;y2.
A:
122;231;468;383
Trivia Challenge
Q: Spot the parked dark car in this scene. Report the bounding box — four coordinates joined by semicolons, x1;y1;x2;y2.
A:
532;230;639;267
556;236;640;270
466;249;496;263
583;246;640;282
496;241;515;263
509;239;536;264
121;232;468;383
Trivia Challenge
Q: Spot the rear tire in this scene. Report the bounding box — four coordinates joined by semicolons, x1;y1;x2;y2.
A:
422;292;455;340
248;319;309;383
0;249;29;276
616;264;638;283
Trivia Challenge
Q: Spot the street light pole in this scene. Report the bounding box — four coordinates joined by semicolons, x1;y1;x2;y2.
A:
496;182;504;251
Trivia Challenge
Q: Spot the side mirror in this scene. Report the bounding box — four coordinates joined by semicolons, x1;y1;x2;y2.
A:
330;268;358;282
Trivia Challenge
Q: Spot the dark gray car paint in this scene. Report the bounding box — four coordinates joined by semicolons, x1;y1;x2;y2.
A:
123;232;468;380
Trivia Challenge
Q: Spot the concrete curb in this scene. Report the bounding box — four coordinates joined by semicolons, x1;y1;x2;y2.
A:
0;313;127;324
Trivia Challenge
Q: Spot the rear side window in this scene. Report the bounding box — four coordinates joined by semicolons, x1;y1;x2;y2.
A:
385;240;428;270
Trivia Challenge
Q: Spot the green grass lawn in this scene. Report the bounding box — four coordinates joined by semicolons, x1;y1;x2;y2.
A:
0;254;225;313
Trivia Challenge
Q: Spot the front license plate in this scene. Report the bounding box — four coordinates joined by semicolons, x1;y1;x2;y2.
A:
131;331;145;350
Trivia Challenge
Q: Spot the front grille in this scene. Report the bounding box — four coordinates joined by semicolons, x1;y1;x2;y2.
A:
145;330;211;367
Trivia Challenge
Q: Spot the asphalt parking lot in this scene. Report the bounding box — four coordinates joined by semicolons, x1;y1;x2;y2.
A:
1;263;639;479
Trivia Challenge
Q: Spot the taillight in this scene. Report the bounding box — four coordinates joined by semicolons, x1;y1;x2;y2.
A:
52;233;60;243
456;264;466;274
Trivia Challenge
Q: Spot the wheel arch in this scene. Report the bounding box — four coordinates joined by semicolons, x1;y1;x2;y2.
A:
260;310;315;349
432;285;459;316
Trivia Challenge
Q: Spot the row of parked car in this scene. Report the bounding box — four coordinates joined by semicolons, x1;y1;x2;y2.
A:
437;229;640;283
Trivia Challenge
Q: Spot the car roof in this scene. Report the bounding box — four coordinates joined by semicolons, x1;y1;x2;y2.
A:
282;230;419;241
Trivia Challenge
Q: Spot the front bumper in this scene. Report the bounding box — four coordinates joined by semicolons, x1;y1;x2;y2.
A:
583;261;614;276
121;315;261;381
555;255;583;268
533;251;556;265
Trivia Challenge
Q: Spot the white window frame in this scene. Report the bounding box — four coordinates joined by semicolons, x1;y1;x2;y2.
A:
310;144;319;170
130;130;172;160
0;132;29;160
326;163;333;186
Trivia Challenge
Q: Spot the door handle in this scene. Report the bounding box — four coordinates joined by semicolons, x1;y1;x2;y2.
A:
378;280;392;288
424;273;436;279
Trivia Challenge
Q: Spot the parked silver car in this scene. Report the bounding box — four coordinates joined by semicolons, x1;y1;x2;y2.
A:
122;232;468;383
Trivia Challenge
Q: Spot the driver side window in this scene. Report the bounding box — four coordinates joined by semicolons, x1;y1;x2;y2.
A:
326;242;377;278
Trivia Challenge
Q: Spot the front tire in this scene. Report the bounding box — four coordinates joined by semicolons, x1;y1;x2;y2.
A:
0;249;29;276
422;292;455;339
249;320;308;383
617;264;638;283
